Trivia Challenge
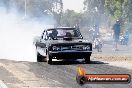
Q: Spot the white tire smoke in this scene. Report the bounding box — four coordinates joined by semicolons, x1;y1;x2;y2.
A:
0;8;54;62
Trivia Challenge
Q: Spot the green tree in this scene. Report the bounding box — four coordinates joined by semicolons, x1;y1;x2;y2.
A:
60;10;81;27
83;0;105;14
128;0;132;22
104;0;129;20
83;0;106;30
104;0;130;32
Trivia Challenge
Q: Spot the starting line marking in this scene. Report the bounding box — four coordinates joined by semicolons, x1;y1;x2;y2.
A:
0;80;7;88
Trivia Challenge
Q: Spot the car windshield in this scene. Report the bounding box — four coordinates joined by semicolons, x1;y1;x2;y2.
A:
47;28;82;39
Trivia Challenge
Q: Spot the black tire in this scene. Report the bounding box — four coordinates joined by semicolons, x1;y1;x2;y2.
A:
47;54;52;64
37;52;47;62
84;56;90;63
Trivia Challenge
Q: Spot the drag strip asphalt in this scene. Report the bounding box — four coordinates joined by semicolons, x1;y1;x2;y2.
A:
0;59;132;88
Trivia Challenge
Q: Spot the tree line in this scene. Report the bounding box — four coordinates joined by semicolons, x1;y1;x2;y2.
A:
0;0;132;31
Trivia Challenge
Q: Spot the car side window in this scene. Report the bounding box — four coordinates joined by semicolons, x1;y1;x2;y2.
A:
42;31;48;40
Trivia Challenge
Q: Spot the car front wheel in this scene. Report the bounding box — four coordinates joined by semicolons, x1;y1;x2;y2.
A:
47;53;52;64
37;52;47;62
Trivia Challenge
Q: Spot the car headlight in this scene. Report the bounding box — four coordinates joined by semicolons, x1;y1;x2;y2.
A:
74;45;90;51
82;45;90;50
52;46;61;51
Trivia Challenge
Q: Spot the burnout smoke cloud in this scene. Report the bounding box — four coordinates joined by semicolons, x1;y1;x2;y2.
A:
0;7;54;62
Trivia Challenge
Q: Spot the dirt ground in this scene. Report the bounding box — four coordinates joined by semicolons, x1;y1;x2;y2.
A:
92;53;132;70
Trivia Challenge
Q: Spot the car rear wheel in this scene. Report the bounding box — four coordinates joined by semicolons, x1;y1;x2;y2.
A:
37;52;47;62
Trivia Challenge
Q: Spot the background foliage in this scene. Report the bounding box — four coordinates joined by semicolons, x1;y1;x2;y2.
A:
0;0;132;32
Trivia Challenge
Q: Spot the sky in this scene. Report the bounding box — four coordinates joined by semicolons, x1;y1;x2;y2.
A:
63;0;84;12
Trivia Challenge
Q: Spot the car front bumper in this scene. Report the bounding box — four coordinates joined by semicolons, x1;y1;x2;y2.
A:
49;50;92;59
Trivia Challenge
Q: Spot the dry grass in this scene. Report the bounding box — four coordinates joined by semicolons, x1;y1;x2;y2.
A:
92;53;132;61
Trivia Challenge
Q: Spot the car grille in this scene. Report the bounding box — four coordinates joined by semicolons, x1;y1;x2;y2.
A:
61;45;83;51
51;43;92;51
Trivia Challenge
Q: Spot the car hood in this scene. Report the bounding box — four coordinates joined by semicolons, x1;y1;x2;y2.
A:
47;39;91;45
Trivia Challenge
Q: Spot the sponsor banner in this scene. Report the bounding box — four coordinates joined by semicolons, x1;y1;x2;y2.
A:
76;67;131;85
